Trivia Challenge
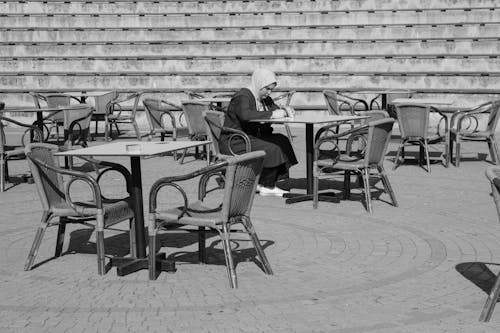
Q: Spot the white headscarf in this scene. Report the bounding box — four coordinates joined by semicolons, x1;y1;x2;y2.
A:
247;68;277;111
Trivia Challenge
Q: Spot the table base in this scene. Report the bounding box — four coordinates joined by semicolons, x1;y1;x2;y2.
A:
284;192;338;204
110;252;175;276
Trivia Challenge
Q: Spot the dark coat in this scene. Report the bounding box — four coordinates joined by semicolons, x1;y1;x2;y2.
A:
221;88;298;169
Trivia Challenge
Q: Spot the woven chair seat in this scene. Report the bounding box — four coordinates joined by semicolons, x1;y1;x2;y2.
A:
156;200;223;228
316;154;364;170
451;129;492;138
50;198;134;226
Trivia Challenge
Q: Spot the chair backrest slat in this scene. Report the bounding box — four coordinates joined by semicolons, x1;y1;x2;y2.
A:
25;143;65;211
93;91;118;116
486;101;500;133
182;101;211;139
220;151;266;221
395;104;431;139
364;118;394;166
204;110;225;158
143;98;183;132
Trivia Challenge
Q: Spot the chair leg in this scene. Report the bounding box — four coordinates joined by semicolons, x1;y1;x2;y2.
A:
313;174;319;209
456;138;461;167
129;218;137;258
488;136;500;165
96;230;106;275
424;140;431;173
343;170;351;200
198;226;206;263
493;139;500;165
393;143;403;170
362;168;372;213
132;121;141;141
0;154;5;192
220;223;237;288
54;219;66;257
243;217;273;275
24;211;51;271
148;232;157;280
179;148;188;164
449;134;455;166
95;214;106;275
379;166;398;207
479;272;500;322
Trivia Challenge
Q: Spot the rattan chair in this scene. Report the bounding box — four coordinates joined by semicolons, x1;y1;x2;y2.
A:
105;91;143;141
204;110;251;161
449;100;500;167
31;93;82;143
479;166;500;321
273;90;296;142
0;113;43;192
393;104;449;172
24;143;135;275
142;98;187;142
63;104;93;150
91;91;118;140
181;100;212;164
323;90;357;116
313;118;398;213
148;151;272;288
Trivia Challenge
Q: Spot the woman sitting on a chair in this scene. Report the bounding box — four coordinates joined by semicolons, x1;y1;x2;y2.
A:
221;68;298;197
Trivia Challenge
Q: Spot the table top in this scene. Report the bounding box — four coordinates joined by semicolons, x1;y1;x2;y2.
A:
184;98;231;104
349;89;415;95
64;91;114;97
55;140;210;157
0;104;91;113
390;98;455;105
250;114;367;124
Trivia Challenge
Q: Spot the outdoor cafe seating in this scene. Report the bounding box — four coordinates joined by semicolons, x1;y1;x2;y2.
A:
31;93;82;143
449;100;500;167
24;142;136;275
142;98;187;142
0;109;43;192
393;103;449;172
148;151;273;288
204;109;251;161
105;91;144;141
313;118;398;213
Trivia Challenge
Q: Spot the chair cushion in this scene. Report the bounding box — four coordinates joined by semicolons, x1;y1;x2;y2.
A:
155;200;223;228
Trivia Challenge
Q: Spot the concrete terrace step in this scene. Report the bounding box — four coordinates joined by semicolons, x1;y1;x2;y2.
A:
1;0;498;14
1;24;498;42
1;73;498;92
1;58;498;73
0;10;499;28
1;40;498;58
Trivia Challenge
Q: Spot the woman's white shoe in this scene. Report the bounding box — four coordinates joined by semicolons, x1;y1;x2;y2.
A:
258;186;289;197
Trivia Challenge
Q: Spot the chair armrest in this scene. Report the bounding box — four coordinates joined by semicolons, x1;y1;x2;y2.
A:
336;92;368;112
0;116;44;146
222;126;251;154
315;124;369;150
149;159;228;215
26;153;104;213
109;91;145;117
450;102;490;128
77;156;133;196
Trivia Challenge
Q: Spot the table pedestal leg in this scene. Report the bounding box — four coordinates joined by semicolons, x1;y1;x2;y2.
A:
110;156;176;276
285;123;337;204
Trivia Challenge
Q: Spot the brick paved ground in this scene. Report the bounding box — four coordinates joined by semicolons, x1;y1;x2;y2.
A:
1;126;500;332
